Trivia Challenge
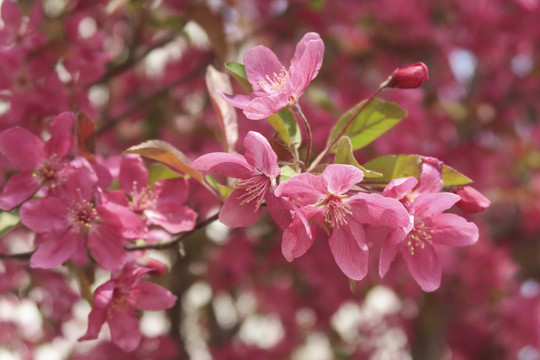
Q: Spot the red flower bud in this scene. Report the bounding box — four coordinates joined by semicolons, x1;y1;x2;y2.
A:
454;185;491;213
388;62;429;89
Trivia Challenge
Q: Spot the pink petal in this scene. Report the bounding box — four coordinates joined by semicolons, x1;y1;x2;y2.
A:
243;92;290;120
414;157;443;194
1;1;22;33
218;188;262;228
44;112;74;158
243;131;280;178
62;160;98;202
120;155;148;195
244;45;284;96
218;92;254;109
289;34;324;97
348;193;410;228
379;235;401;278
265;192;293;230
88;224;127;273
108;309;141;352
20;197;69;233
275;173;327;206
428;213;479;246
134;281;177;311
100;202;147;239
0;172;41;210
192;152;255;179
382;176;418;200
411;192;460;218
281;207;321;261
78;306;108;342
153;178;189;205
0;127;44;171
146;203;197;233
402;243;441;292
322;164;364;195
29;230;81;268
328;220;369;280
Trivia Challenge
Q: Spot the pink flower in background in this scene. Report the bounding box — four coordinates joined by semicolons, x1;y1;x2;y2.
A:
220;32;324;119
379;158;479;291
19;159;147;272
119;155;197;233
275;164;410;280
78;266;177;352
0;112;74;210
193;131;291;229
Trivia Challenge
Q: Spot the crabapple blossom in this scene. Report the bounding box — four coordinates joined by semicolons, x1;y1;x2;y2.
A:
275;164;410;280
454;185;491;213
78;266;177;352
193;131;291;229
0;112;74;210
387;62;429;89
220;32;324;119
379;158;479;291
19;158;147;272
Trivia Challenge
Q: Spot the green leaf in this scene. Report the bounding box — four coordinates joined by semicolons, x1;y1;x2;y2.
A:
225;62;252;92
279;165;298;183
147;163;182;185
363;154;473;186
334;136;382;177
328;98;407;151
268;108;301;148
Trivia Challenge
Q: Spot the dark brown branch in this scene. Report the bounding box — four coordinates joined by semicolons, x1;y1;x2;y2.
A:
0;250;35;260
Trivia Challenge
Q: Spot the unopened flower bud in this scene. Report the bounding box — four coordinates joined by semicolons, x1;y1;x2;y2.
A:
454;185;490;213
388;62;429;89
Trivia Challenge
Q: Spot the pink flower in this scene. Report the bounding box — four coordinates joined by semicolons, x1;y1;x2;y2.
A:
119;155;197;233
192;131;291;229
220;32;324;120
19;159;147;272
379;158;479;292
0;113;74;210
275;164;410;280
388;62;429;89
78;266;177;352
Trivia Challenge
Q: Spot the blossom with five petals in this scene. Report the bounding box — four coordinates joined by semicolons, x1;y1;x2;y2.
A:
275;164;410;280
220;32;324;120
193;131;290;229
379;158;480;292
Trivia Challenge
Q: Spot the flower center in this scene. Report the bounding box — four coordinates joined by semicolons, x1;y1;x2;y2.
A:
320;194;352;229
235;175;270;210
259;66;289;94
69;191;99;230
406;218;434;255
34;154;66;188
129;181;156;213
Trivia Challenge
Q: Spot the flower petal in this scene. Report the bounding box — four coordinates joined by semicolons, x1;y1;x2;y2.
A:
0;127;44;171
108;309;141;352
243;131;280;178
289;33;324;97
411;192;460;218
328;220;369;280
119;155;148;195
88;224;126;273
281;210;319;261
402;243;441;292
218;188;262;228
44;112;74;158
379;235;401;278
0;171;41;210
243;92;289;120
275;173;327;206
78;305;108;342
1;1;22;34
382;176;418;200
322;164;364;195
153;178;189;205
29;231;81;268
192;152;255;179
134;281;177;311
265;192;293;230
146;203;197;233
348;193;410;228
20;197;69;233
244;45;284;96
414;157;443;194
428;213;479;246
218;92;254;109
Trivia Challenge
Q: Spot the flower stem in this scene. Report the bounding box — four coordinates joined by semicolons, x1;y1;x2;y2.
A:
307;86;386;172
291;103;312;170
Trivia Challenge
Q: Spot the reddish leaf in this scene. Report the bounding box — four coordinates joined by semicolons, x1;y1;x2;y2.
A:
76;113;96;163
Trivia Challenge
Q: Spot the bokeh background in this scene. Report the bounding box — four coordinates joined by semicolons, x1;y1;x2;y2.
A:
1;0;540;359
